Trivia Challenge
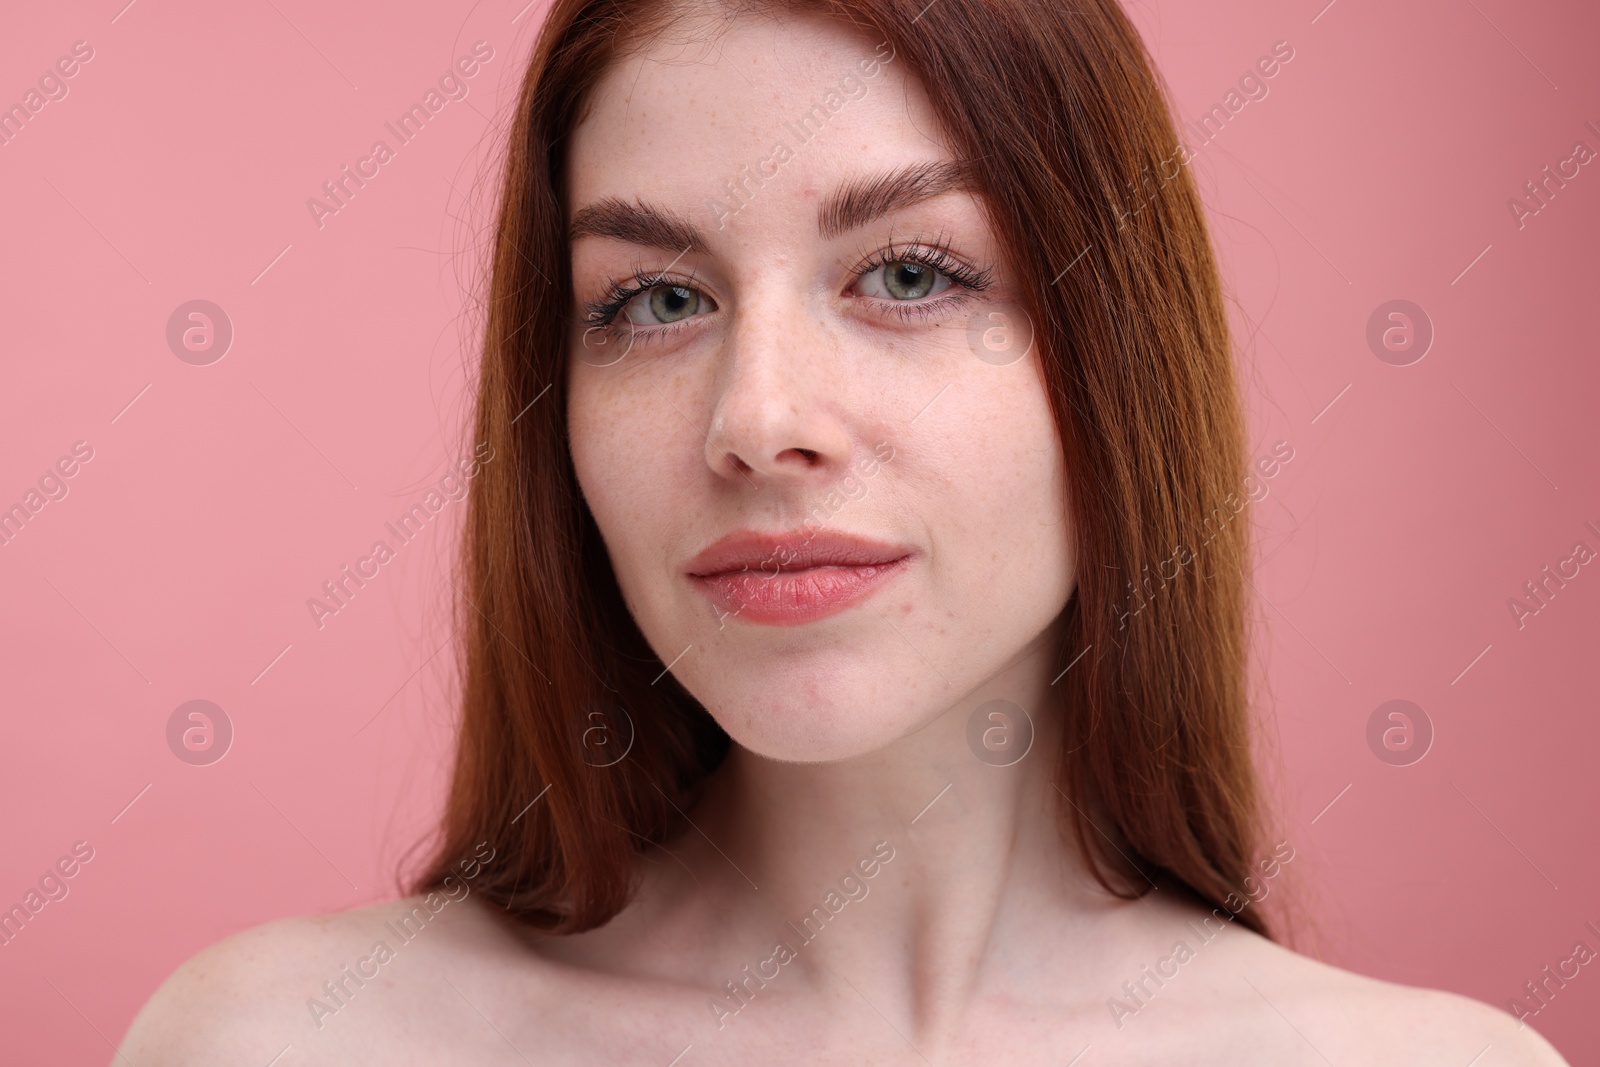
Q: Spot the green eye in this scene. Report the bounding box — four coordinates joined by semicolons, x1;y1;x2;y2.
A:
648;285;699;323
852;254;959;303
883;262;935;299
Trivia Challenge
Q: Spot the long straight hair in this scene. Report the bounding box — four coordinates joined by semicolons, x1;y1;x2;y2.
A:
413;0;1274;938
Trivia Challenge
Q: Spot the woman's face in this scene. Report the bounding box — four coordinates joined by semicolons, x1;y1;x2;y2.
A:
565;11;1074;762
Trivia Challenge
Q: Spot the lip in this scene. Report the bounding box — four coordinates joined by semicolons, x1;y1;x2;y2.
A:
685;529;915;626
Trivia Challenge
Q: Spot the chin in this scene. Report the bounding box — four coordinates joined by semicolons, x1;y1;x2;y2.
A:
692;665;938;764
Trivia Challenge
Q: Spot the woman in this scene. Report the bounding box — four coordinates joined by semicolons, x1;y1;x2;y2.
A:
120;0;1569;1062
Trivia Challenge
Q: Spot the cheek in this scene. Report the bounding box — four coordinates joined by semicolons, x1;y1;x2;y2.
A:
566;371;677;578
920;366;1075;624
967;381;1069;545
989;438;1073;603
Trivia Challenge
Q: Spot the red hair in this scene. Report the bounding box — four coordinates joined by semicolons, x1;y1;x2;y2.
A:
413;0;1275;938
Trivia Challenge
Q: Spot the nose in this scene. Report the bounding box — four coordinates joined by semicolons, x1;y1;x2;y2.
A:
702;294;854;485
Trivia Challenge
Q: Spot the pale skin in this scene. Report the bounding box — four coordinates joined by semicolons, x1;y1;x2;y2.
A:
118;10;1569;1066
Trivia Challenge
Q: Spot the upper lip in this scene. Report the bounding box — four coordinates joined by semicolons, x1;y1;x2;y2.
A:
684;529;915;577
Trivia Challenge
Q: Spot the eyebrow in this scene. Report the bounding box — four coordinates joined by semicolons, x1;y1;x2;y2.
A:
568;197;710;254
817;158;981;240
567;159;982;252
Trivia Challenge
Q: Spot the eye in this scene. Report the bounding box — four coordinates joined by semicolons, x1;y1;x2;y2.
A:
846;238;992;311
853;260;954;301
620;284;704;326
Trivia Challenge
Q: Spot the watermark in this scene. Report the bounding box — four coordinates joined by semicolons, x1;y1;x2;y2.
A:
713;439;897;630
0;40;95;149
1365;699;1433;767
1112;440;1295;629
1105;840;1295;1028
305;840;495;1030
0;841;95;948
307;42;495;230
705;39;897;231
306;441;495;630
166;299;233;366
578;317;638;367
965;699;1034;766
1507;520;1598;630
166;700;233;766
965;305;1034;366
1507;118;1598;231
1365;299;1433;366
577;699;635;767
1506;919;1600;1028
1181;41;1297;148
0;440;95;549
1114;40;1296;230
708;839;896;1029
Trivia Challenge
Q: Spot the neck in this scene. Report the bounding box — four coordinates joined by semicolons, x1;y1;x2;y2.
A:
662;620;1120;1041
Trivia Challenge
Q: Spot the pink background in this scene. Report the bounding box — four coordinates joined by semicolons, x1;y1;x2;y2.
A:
1;0;1596;1062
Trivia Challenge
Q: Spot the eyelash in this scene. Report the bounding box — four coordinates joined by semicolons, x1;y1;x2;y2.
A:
581;265;708;338
579;236;993;347
856;234;993;292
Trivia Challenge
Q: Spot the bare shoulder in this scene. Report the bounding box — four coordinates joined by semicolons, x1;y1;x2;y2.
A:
1224;930;1571;1065
115;889;529;1067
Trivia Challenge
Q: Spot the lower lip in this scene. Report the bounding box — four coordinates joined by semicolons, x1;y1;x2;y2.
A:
689;557;911;626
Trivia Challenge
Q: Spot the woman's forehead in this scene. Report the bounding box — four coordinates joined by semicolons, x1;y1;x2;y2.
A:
566;14;936;194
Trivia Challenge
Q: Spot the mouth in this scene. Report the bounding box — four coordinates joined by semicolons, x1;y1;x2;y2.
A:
684;529;915;626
